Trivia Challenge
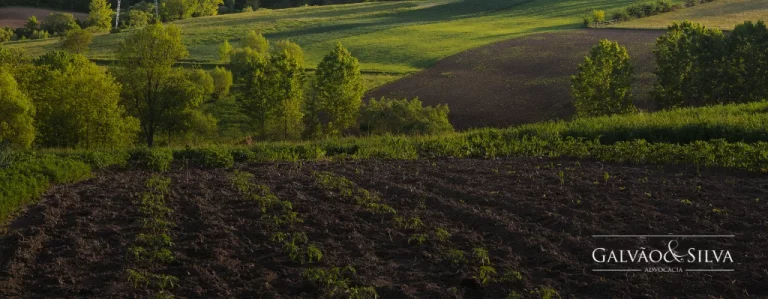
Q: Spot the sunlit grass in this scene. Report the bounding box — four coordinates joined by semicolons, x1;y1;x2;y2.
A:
609;0;768;30
7;0;646;74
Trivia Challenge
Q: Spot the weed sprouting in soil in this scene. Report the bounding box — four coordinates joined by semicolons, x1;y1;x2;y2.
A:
434;227;451;242
303;266;378;299
408;233;428;245
445;248;467;266
313;171;396;215
127;174;178;298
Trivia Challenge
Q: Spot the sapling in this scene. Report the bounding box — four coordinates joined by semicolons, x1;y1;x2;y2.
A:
475;265;497;286
473;248;491;266
408;234;427;245
435;227;451;242
445;249;466;265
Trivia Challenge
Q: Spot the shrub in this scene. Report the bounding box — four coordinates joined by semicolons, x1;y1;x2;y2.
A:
241;30;269;53
173;147;234;168
61;29;93;53
31;30;49;39
242;5;254;12
127;9;152;28
360;97;453;135
725;21;768;103
210;67;233;100
0;27;13;43
0;70;35;149
42;13;81;35
591;10;605;22
571;39;635;117
129;148;174;171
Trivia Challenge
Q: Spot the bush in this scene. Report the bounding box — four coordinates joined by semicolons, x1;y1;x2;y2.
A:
360;97;454;136
0;155;91;224
210;66;233;100
173;147;234;168
571;39;635;117
31;30;49;39
41;13;80;35
592;10;605;22
0;27;13;43
242;5;254;12
60;29;93;53
129;148;174;171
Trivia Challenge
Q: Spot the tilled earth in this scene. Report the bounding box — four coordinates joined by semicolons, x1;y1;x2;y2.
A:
1;158;767;298
368;29;663;130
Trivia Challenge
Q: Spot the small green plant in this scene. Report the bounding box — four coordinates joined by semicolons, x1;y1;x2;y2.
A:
303;266;376;298
231;170;255;194
473;248;491;266
434;227;451;242
445;248;467;266
474;265;497;286
712;208;726;215
408;233;427;245
603;172;610;183
681;199;692;205
558;170;564;185
532;286;561;299
500;269;523;283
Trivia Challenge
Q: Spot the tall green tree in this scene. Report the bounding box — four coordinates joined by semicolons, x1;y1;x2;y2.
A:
726;20;768;103
42;13;80;35
653;21;727;108
271;39;304;66
60;29;93;54
162;0;194;21
241;30;269;53
32;52;139;149
219;39;233;62
192;0;225;16
571;39;635;117
0;70;35;149
211;66;233;100
305;42;364;138
87;0;114;31
268;51;304;140
115;24;203;147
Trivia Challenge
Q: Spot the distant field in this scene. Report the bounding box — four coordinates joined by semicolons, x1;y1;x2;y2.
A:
0;6;87;28
5;0;649;73
609;0;768;30
368;29;663;130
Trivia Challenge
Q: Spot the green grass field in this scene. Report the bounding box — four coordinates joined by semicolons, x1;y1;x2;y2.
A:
609;0;768;30
6;0;649;75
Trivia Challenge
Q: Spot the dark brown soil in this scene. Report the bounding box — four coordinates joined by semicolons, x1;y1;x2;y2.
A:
1;158;767;298
367;29;664;130
0;7;88;29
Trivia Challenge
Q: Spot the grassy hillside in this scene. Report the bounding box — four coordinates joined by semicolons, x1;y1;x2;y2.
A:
6;0;648;74
609;0;768;29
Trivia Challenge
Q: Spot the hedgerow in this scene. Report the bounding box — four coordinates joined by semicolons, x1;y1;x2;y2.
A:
174;147;234;169
129;148;174;172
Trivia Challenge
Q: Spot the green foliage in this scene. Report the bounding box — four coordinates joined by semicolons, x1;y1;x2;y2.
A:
211;67;233;100
115;24;199;147
239;50;304;141
127;9;152;28
0;155;91;224
87;0;114;31
473;248;491;266
174;147;234;168
360;97;453;136
229;47;263;83
303;266;377;298
272;39;305;66
60;29;93;53
434;227;451;242
0;27;14;43
306;43;364;138
475;265;497;286
30;30;49;40
129;148;174;171
445;248;466;265
571;39;635;117
241;30;269;53
42;13;81;35
188;69;215;101
162;0;194;21
33;52;140;149
192;0;225;17
725;21;768;103
219;39;232;62
592;10;605;22
0;70;35;149
653;21;726;108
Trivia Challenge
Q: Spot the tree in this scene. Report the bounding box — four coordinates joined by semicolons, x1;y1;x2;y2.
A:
211;66;233;100
192;0;225;16
0;27;14;43
61;29;93;53
268;51;304;140
241;30;269;53
87;0;114;31
571;39;635;117
115;24;202;147
24;16;39;32
219;39;232;62
272;39;304;66
229;47;263;82
725;21;768;103
0;70;35;149
32;52;139;149
42;13;80;35
188;68;215;101
127;9;152;28
653;21;726;108
305;42;364;138
162;0;194;21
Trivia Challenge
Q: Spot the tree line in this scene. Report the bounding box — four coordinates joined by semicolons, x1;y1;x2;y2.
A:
0;23;452;150
571;20;768;118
